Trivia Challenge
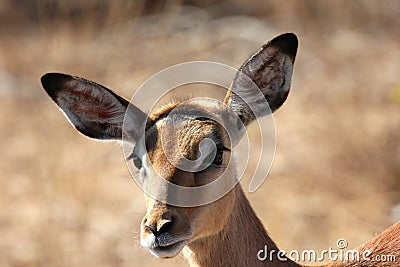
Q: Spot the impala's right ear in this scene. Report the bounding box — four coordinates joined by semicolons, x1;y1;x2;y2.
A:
41;73;147;141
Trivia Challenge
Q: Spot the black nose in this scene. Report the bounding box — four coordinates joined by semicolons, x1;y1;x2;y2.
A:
145;217;174;236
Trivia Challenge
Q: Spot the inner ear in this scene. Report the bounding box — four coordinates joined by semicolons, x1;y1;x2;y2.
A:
225;33;298;126
41;73;147;141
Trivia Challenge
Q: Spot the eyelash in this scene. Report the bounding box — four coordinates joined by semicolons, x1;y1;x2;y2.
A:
209;146;230;166
213;150;224;165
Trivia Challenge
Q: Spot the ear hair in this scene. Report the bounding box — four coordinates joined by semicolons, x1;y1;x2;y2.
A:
225;33;298;126
41;73;147;141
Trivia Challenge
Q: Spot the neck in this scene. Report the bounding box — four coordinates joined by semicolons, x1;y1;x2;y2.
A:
182;185;301;267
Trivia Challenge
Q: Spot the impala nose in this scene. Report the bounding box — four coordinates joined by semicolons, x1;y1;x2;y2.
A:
144;214;174;236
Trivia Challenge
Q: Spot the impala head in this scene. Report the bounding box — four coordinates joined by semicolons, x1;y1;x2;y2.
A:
40;33;297;258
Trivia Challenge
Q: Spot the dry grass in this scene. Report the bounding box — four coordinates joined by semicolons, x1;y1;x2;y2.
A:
1;1;400;266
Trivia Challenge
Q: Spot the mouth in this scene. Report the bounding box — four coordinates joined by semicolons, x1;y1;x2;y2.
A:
149;240;188;258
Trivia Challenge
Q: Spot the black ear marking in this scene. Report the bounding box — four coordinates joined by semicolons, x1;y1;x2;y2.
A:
41;73;70;102
265;33;298;62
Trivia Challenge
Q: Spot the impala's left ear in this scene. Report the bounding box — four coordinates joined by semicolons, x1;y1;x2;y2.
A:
224;33;298;126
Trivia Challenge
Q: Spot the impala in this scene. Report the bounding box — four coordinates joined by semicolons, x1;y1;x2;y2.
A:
41;33;399;266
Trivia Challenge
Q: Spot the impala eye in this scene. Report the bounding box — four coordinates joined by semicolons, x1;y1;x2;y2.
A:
212;146;230;166
213;149;224;165
127;152;142;169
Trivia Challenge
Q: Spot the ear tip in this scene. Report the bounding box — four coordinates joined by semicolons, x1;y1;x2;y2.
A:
41;72;71;86
269;33;298;61
40;72;72;98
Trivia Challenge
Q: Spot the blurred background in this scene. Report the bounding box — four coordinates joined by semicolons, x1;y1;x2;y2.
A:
1;0;400;266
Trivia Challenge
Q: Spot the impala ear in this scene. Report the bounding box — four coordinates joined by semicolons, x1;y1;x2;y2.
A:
224;33;298;126
40;73;147;141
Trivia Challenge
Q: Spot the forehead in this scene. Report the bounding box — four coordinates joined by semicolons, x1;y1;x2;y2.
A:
142;101;227;158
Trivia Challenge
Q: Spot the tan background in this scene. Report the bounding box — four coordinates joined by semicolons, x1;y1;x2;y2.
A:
1;1;400;266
